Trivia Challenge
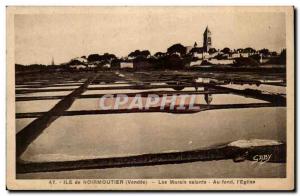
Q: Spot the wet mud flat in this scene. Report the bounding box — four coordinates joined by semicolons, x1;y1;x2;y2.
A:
15;70;287;178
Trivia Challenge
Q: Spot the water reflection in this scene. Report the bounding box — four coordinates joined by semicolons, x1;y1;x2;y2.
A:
204;87;213;105
166;76;286;105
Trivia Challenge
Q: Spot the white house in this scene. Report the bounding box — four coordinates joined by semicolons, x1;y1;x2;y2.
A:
193;52;204;59
120;62;134;69
208;59;234;65
189;60;203;67
192;51;212;59
208;52;219;58
87;64;97;68
231;53;241;58
103;63;111;68
70;64;86;70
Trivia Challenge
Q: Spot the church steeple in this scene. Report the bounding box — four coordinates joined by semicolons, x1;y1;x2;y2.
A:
204;26;211;34
51;57;55;66
203;26;212;52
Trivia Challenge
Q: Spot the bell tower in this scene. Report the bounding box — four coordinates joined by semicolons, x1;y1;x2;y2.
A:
203;26;212;52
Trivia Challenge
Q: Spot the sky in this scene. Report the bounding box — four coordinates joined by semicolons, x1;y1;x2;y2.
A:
14;7;286;65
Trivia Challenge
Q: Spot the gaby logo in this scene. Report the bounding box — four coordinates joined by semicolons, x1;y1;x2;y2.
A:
98;94;203;110
253;154;272;163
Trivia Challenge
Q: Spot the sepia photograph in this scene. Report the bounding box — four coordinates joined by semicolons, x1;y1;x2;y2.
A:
6;6;294;190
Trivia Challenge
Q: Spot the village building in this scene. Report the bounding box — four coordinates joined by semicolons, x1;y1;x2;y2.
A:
70;64;86;70
120;62;134;69
87;64;97;68
229;48;258;58
102;63;111;68
189;60;203;67
189;26;212;59
209;59;234;65
187;26;236;66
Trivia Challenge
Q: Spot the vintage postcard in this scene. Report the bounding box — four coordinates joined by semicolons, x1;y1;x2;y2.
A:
6;6;294;190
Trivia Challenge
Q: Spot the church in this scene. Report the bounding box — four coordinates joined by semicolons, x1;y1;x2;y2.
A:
188;26;235;66
203;26;212;52
187;26;216;59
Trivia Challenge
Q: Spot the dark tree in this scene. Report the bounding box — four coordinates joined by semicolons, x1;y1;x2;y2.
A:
167;43;186;56
128;50;140;58
68;59;84;65
221;47;231;54
128;50;150;58
165;54;184;69
244;47;256;53
103;53;117;61
140;50;150;57
279;49;286;64
87;54;102;62
154;52;165;58
270;51;278;56
208;48;217;54
111;59;121;69
259;48;270;56
133;55;147;62
237;48;244;53
87;53;117;62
